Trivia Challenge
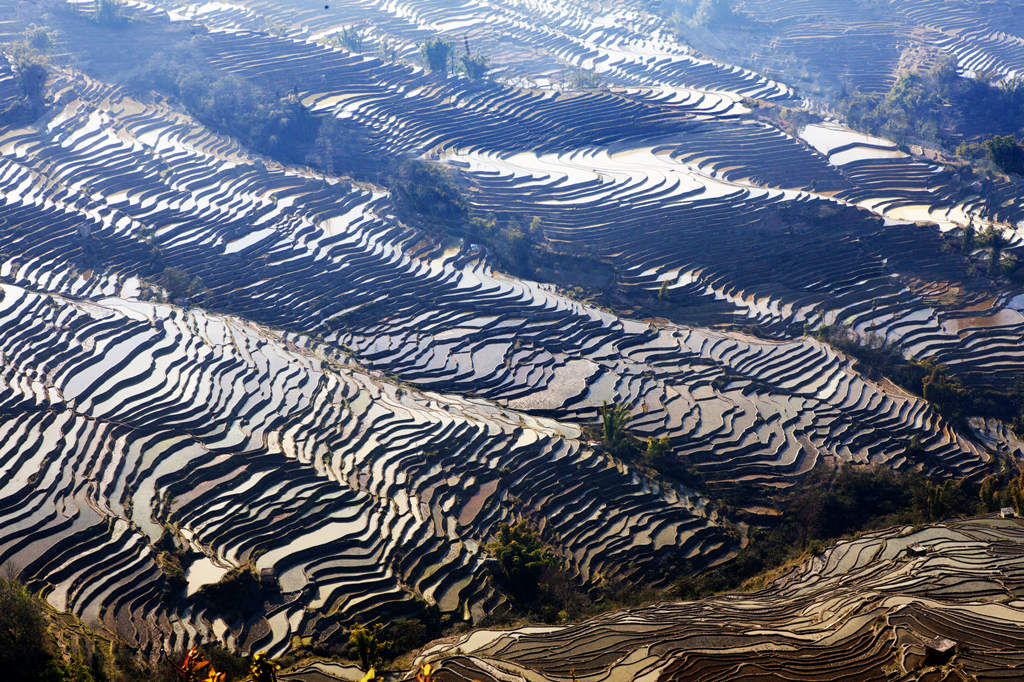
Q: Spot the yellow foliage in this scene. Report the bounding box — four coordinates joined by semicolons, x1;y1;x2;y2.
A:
177;646;225;682
250;651;280;682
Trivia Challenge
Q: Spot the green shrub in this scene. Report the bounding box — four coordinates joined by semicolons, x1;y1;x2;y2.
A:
600;401;637;458
349;623;389;671
486;520;558;604
460;52;489;80
0;578;57;682
420;38;453;75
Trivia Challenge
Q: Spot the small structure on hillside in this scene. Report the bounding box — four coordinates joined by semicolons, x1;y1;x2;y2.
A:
1001;507;1016;519
925;636;956;661
908;542;928;557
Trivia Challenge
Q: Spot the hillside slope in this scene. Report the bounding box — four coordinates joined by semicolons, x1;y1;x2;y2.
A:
411;516;1024;681
0;0;1023;664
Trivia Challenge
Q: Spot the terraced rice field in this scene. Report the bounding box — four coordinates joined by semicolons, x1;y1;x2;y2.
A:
411;517;1024;680
0;0;1023;662
0;277;749;655
676;0;1024;96
123;0;1024;391
176;0;796;99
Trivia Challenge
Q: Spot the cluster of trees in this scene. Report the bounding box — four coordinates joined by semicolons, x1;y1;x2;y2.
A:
386;159;547;275
485;520;559;605
348;624;388;673
193;567;266;624
837;55;1024;155
21;7;380;178
957;134;1024;175
388;159;467;227
7;24;58;125
3;45;49;124
953;223;1023;279
1;577;66;682
384;157;614;287
114;35;379;176
484;520;590;623
467;214;542;275
159;266;206;304
127;56;320;163
335;26;362;52
595;402;701;485
418;37;489;80
24;24;58;52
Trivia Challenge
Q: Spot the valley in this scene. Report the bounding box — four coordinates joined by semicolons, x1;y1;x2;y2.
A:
1;0;1024;679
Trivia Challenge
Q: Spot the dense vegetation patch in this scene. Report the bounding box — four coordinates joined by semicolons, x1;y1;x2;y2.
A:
958;134;1024;176
40;8;377;176
128;58;320;162
485;521;559;605
389;160;468;227
2;47;49;123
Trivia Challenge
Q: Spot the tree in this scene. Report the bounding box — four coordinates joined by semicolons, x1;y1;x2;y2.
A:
922;479;974;520
160;266;192;301
920;360;973;421
486;520;558;604
14;57;46;104
977;473;1023;513
1012;472;1024;516
338;26;362;52
379;38;400;63
23;25;56;53
193;566;263;622
643;436;670;467
983;135;1024;175
249;652;279;682
349;623;389;672
387;618;427;654
600;401;636;458
961;224;975;253
177;646;225;682
420;38;453;76
460;52;489;80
